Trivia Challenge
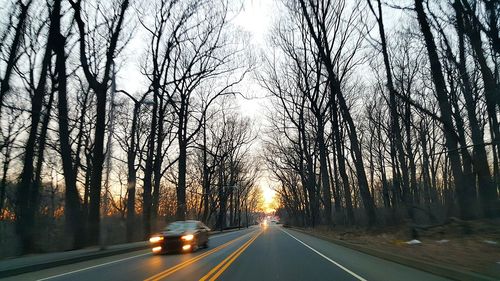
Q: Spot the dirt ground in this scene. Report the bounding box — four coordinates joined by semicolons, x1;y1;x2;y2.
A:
307;219;500;279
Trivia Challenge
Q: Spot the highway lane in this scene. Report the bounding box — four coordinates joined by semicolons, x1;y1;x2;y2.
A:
4;225;451;281
3;228;257;281
203;225;449;281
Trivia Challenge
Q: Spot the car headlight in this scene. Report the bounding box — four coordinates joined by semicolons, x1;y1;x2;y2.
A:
149;236;164;243
181;234;194;241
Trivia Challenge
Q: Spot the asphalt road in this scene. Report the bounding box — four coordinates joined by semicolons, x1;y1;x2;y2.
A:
4;225;450;281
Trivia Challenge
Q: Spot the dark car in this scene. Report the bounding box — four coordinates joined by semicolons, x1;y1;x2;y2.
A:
149;220;210;254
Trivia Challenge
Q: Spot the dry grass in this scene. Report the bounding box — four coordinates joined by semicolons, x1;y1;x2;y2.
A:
308;219;500;278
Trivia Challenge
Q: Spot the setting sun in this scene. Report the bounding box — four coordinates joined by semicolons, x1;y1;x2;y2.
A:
261;187;277;214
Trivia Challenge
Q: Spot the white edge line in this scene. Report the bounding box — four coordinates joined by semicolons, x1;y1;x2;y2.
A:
37;252;150;281
280;228;367;281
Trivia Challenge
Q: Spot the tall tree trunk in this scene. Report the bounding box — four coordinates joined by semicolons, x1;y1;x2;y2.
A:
16;6;54;252
0;144;12;213
368;0;413;219
297;0;376;225
176;141;188;220
328;148;341;213
87;86;106;245
176;97;188;220
126;103;139;242
31;82;54;250
332;105;354;224
456;0;499;216
216;163;225;230
333;80;377;225
405;103;418;205
52;1;85;248
414;0;476;219
316;120;332;224
70;0;130;245
229;189;234;226
143;94;157;238
82;148;91;229
201;118;210;222
299;119;319;226
152;96;165;225
297;143;311;226
377;111;390;209
420;121;436;222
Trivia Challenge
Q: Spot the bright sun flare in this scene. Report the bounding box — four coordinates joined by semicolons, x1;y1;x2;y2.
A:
262;187;276;214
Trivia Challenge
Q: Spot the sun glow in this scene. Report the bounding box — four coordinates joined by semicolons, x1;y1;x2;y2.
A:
262;187;277;214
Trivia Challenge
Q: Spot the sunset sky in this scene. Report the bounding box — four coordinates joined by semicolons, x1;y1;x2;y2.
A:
232;0;278;213
115;0;279;213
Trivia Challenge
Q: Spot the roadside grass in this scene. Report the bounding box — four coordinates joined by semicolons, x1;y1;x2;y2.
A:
302;219;500;279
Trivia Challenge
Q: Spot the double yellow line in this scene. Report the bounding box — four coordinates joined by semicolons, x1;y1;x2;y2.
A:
145;232;252;281
199;230;262;281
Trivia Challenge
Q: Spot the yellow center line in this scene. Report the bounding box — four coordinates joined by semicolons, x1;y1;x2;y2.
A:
144;231;253;281
199;230;262;281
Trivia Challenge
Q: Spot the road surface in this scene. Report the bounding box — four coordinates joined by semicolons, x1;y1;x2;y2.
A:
4;225;450;281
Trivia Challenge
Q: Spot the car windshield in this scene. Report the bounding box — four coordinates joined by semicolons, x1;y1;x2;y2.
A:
165;222;197;231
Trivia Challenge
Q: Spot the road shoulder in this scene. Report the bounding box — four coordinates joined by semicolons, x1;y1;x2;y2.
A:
289;226;497;281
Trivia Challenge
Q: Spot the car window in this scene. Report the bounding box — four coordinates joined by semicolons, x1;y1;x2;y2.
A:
166;222;197;231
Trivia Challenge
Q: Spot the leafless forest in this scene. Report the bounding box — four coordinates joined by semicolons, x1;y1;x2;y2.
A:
265;0;499;229
0;0;498;257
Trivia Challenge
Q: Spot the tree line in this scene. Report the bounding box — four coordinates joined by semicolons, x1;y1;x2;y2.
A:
263;0;499;227
0;0;261;256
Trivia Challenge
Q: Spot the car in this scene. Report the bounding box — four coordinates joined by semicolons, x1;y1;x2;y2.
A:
149;220;210;254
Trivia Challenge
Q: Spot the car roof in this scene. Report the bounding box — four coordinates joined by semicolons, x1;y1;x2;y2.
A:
170;220;200;223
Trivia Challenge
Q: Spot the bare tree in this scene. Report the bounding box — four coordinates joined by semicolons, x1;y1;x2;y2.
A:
415;0;478;219
0;0;32;112
69;0;130;244
51;0;85;249
367;0;413;220
296;0;377;225
16;0;58;253
165;0;248;220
